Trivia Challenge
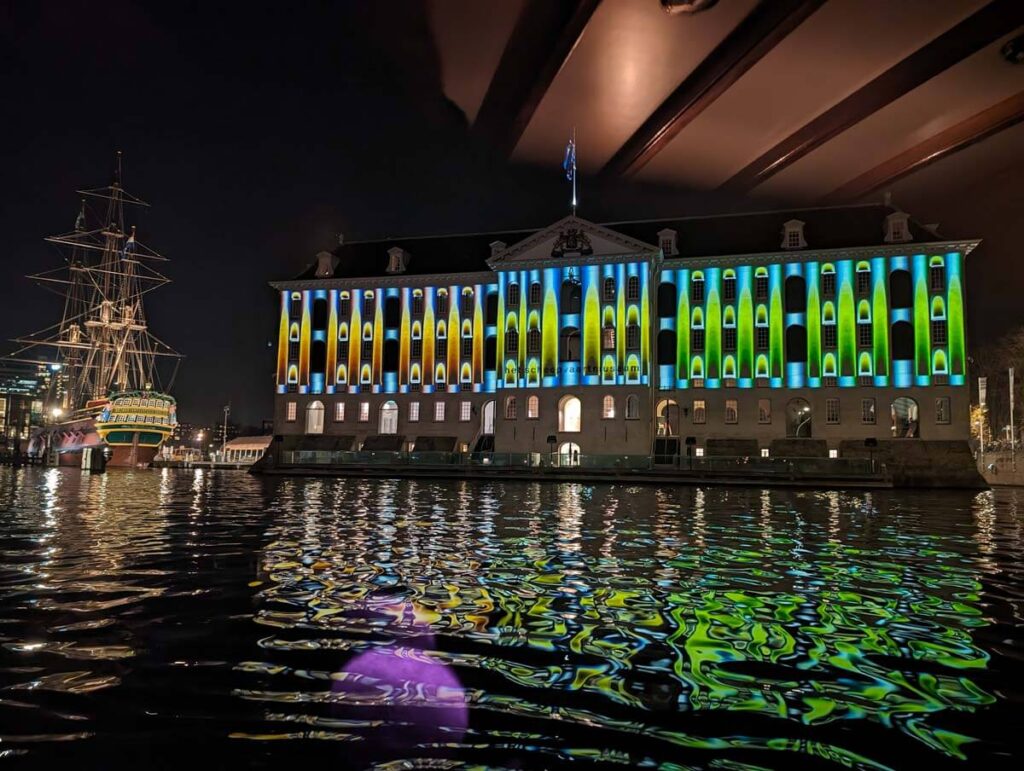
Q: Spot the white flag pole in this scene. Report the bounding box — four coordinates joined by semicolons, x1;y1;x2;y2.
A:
1011;367;1016;470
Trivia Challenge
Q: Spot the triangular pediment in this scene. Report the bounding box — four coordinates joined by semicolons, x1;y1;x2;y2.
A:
488;215;658;266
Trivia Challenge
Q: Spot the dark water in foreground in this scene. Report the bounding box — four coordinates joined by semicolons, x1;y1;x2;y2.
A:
0;469;1021;769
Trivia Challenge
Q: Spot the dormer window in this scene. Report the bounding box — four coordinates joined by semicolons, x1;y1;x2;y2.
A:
884;211;911;244
315;251;336;278
489;240;506;258
657;228;677;257
781;220;806;250
386;247;408;274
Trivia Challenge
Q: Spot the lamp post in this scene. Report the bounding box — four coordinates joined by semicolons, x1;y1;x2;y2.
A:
222;403;230;461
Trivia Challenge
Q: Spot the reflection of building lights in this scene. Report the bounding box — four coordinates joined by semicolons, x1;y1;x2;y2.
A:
50;407;63;419
49;363;62;372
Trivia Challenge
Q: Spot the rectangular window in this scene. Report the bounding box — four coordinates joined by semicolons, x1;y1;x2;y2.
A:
508;284;520;306
434;401;446;422
625;397;639;420
627;276;640;301
626;325;640;350
363;296;376;317
362;338;373;359
826;398;840;424
723;278;736;302
930;265;945;291
408;337;421;358
823;324;837;349
462;337;473;357
602;326;615;350
936;397;951;424
723;327;737;352
334;402;345;422
691;280;704;305
286;401;297;421
409;402;420;422
527;397;539;419
529;283;541;306
861;398;876;424
822;273;836;296
412;295;424;316
527;330;541;355
755;275;768;300
339;296;351;318
858;323;872;347
459;401;472;422
857;271;871;294
691;328;705;352
461;295;474;316
359;402;370;422
437;293;449;316
602;397;615;419
756;326;769;351
758;398;771;424
725;399;738;424
692;400;706;424
931;320;947;346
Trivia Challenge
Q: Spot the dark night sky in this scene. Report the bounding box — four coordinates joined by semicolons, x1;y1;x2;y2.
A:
2;1;1017;425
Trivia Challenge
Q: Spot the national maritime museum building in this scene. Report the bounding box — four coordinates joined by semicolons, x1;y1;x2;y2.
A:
266;203;978;485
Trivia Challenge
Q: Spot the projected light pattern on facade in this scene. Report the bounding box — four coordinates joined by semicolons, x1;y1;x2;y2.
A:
276;252;964;395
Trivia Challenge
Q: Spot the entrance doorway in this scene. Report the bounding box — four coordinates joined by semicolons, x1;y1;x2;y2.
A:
559;441;581;467
379;400;398;434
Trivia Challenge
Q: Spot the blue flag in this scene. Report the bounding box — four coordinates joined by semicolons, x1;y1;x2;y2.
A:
562;139;576;181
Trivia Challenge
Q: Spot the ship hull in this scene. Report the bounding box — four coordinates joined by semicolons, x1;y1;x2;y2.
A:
30;413;169;469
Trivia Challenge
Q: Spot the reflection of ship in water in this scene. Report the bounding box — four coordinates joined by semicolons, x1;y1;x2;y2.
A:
9;154;182;468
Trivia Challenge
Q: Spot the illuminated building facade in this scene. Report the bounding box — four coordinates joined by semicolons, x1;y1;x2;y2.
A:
271;204;974;464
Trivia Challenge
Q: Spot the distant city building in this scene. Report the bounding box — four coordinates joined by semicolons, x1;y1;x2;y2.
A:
268;204;975;474
0;360;55;449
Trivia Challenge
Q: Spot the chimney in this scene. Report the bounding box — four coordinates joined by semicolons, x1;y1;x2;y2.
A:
314;250;337;278
489;240;507;258
386;246;408;274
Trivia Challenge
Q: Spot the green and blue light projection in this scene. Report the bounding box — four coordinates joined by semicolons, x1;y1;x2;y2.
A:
656;252;965;389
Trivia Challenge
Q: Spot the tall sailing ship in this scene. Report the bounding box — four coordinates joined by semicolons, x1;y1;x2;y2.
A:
12;154;181;468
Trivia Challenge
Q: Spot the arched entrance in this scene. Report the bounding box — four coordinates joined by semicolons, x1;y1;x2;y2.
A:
379;400;398;434
558;395;581;432
891;397;919;438
305;401;325;434
656;399;679;436
559;441;581;467
481;400;495;435
786;398;812;437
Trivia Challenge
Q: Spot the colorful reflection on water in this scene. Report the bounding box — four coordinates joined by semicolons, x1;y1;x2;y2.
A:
0;468;1021;768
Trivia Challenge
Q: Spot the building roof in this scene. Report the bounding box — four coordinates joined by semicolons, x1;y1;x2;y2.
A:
287;203;941;282
224;435;273;451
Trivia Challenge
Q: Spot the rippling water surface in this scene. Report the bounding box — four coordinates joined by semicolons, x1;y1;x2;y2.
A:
0;468;1021;768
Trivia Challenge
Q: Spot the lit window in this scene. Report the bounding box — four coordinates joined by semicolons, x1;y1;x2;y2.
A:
286;401;297;421
725;399;738;424
434;401;446;422
602;395;615;419
930;264;945;291
508;284;520;306
691;276;704;304
411;337;422;358
603;278;615;302
760;448;770;458
529;283;542;306
527;395;539;419
527;329;541;355
506;329;519;353
505;397;517;420
692;400;706;424
862;398;876;424
826;398;840;424
936;397;951;425
857;269;871;294
758;399;771;424
409;402;420;422
461;293;474;316
334;402;345;422
625;395;639;420
412;294;424;316
359;402;370;422
626;324;640;350
437;291;449;316
829;449;839;459
602;326;615;350
822;272;836;296
695;447;705;457
460;401;472;422
755;275;768;300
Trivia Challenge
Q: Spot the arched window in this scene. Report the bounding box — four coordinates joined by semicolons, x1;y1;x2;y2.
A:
602;324;615;351
506;328;519;354
626;323;640;350
305;401;325;434
625;394;640;420
460;290;474;318
786;325;807;362
527;395;539;419
856;262;872;294
657;329;675;365
657;282;676;318
412;290;424;316
626;275;640;301
507;283;520;307
821;264;836;296
289;291;302;318
558;395;582;432
602;395;615;419
930;258;945;291
603;277;616;302
890;269;913;309
505;396;517;420
527;328;541;355
339;292;351;318
892;321;913;359
784;275;806;313
656;399;678;436
723;270;737;302
436;290;449;316
786;398;811;438
691;273;704;304
529;282;542;306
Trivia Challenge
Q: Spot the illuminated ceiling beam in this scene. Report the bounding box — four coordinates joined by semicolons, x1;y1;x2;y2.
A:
822;90;1024;204
720;0;1024;195
601;0;825;179
472;0;601;158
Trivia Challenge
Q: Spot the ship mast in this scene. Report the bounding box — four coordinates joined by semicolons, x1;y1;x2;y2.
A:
9;152;182;411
